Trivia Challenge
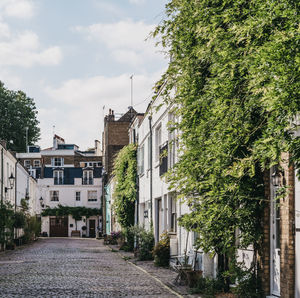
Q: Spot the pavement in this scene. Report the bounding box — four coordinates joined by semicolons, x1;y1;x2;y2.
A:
0;238;187;297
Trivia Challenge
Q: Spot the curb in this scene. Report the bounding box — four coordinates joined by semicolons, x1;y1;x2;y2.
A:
107;245;184;298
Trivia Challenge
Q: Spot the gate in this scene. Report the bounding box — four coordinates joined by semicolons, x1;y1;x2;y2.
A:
50;217;68;237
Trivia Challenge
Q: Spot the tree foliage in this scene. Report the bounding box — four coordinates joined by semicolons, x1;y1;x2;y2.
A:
112;144;137;229
0;81;40;152
153;0;299;261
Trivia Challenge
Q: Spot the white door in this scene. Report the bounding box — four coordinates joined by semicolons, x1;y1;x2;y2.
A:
295;171;300;298
271;185;280;296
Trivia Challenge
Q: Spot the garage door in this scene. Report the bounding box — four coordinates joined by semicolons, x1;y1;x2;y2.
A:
50;217;68;237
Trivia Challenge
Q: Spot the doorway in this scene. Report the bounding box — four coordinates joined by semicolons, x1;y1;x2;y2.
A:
89;219;96;238
270;181;280;296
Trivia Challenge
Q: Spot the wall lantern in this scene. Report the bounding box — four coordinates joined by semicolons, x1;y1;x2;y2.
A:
39;196;45;208
271;167;281;187
5;173;15;193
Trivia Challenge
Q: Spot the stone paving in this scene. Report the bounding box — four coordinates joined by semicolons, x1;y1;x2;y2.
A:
0;238;180;297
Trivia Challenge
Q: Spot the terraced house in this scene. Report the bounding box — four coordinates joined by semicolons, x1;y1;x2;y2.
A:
17;135;103;238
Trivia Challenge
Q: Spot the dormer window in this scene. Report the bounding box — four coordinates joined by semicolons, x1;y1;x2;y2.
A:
52;157;64;167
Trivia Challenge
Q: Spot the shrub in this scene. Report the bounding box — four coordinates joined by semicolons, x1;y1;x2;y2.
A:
153;231;170;267
23;216;41;243
128;225;154;261
190;276;226;296
13;211;26;229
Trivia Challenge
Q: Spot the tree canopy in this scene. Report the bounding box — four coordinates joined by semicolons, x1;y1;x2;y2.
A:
154;0;300;258
0;81;40;152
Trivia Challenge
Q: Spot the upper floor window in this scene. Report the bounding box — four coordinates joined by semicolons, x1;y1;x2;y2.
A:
138;144;144;175
53;170;63;185
51;157;64;167
168;112;176;169
50;190;59;201
75;191;81;201
88;190;97;202
33;160;41;167
83;170;93;185
24;160;31;169
155;125;162;162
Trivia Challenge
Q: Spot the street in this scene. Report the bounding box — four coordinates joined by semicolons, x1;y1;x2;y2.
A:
0;238;178;297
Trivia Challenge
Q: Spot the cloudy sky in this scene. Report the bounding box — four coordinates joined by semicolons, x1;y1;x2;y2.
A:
0;0;168;150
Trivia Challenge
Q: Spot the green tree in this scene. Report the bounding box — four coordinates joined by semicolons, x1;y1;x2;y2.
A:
0;81;40;152
153;0;299;289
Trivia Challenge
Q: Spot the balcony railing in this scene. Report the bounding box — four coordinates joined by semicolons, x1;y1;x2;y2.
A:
82;178;94;185
54;177;64;185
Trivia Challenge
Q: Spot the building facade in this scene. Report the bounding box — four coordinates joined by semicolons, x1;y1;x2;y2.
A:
17;135;103;238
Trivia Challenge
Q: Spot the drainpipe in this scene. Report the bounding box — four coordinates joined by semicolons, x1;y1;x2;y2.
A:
148;116;153;227
14;161;18;212
1;147;3;207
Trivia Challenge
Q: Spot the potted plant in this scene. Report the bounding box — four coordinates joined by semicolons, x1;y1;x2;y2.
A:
81;225;87;238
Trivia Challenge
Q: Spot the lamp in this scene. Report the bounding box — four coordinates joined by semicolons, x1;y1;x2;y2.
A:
271;167;281;187
5;173;15;193
39;196;44;208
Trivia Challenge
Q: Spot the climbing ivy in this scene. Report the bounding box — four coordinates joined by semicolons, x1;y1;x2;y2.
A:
112;144;137;229
42;205;100;219
153;0;300;285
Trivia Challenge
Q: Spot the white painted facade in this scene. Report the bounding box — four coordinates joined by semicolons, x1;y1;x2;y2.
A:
133;93;216;276
0;142;16;207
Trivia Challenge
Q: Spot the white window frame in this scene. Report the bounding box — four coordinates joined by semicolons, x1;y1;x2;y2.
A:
75;191;81;201
83;170;93;185
33;160;41;167
50;190;59;202
53;170;64;184
155;125;162;163
88;190;97;202
24;160;31;169
51;157;64;167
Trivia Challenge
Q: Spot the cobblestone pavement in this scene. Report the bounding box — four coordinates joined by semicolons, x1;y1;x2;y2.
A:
0;238;179;297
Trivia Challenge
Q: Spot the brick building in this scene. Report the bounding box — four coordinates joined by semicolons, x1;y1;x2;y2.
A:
102;107;137;234
261;154;299;297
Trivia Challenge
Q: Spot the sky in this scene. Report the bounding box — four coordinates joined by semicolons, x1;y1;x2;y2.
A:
0;0;168;150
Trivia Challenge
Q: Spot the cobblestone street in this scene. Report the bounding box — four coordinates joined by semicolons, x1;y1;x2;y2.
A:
0;238;179;297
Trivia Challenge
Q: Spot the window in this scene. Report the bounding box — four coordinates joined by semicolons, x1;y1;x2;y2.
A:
170;196;177;233
50;191;59;201
51;157;64;167
155;125;162;162
33;160;40;167
159;142;168;176
75;191;81;201
168;112;176;168
147;137;151;170
88;191;97;202
83;170;93;185
138;144;144;175
53;170;63;185
24;160;31;169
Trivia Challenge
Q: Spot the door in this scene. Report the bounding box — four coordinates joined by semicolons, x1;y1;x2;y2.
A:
50;217;68;237
89;219;96;238
295;171;300;298
271;185;280;296
156;199;163;241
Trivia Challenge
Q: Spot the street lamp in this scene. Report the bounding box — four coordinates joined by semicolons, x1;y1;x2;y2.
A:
5;173;15;193
271;167;281;187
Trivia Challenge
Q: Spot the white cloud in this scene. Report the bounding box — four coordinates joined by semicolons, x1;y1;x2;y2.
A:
0;0;36;19
0;31;63;67
74;19;163;67
129;0;145;5
41;71;164;149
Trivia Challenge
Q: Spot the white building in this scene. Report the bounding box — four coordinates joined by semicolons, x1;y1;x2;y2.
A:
131;91;216;276
17;135;103;238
